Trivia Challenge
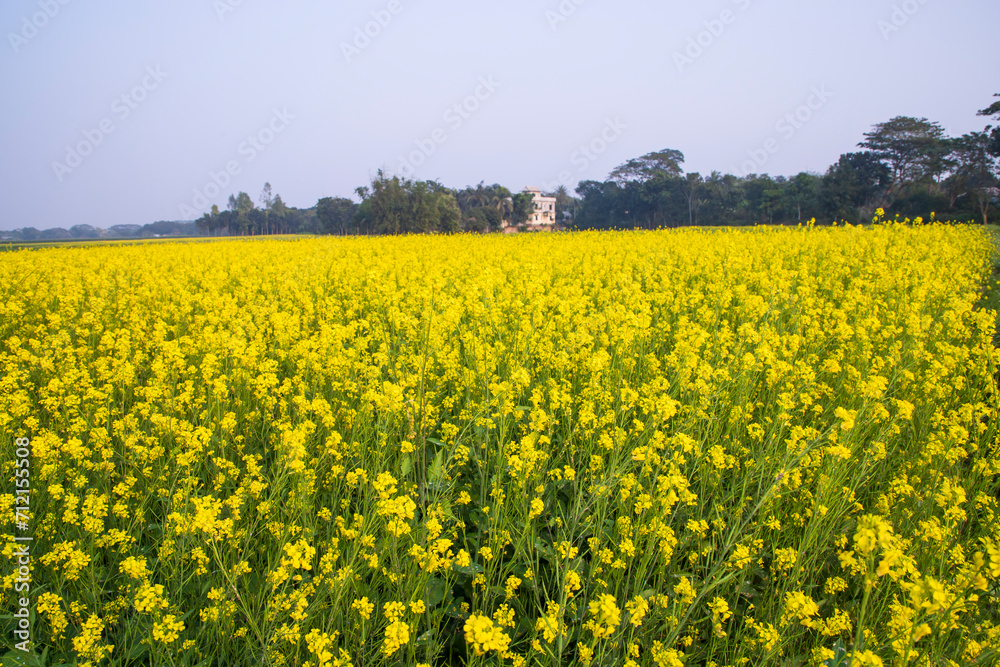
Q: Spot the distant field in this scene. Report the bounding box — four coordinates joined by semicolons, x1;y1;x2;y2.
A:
1;223;998;667
0;234;310;252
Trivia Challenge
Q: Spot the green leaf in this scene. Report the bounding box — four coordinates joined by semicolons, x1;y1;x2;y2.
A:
533;538;554;560
429;450;445;483
426;577;449;606
400;454;412;477
128;642;150;662
453;561;484;576
0;651;47;667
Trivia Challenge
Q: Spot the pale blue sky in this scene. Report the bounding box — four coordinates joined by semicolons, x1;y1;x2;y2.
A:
1;0;997;230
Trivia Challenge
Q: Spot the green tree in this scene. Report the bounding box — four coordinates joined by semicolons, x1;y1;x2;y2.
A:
821;152;891;222
949;132;998;225
317;197;358;236
259;182;273;210
464;208;489;233
609;149;685;185
784;173;822;222
573;181;624;230
226;195;240;235
697;172;741;226
684;172;703;226
235;192;253;214
271;195;288;233
456;183;513;228
196;212;211;236
435;191;462;233
408;181;437;234
355;172;461;235
259;183;274;234
858;116;951;197
545;185;578;223
226;191;255;235
510;192;535;227
365;171;408;234
978;93;1000;157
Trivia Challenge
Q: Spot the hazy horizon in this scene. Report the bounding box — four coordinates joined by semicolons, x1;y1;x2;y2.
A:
1;0;998;231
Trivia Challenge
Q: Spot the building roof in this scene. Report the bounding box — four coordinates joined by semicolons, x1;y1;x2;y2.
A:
523;186;555;200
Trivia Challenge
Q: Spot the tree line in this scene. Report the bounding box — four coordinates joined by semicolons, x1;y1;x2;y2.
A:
5;95;996;242
196;94;997;237
191;176;543;237
194;183;320;236
573;97;999;229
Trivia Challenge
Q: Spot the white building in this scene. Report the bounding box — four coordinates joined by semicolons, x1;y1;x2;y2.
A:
524;187;557;226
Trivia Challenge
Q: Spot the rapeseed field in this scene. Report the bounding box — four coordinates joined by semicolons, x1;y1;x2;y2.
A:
1;220;999;666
